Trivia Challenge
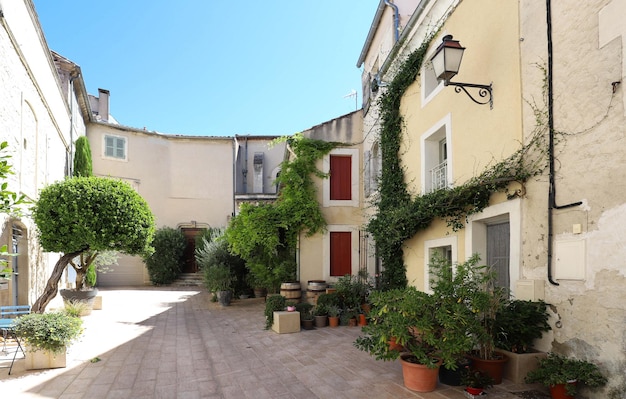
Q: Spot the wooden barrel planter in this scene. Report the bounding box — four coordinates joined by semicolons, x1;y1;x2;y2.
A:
280;282;302;303
306;280;327;305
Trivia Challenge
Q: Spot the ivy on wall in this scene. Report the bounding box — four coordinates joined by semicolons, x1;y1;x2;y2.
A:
367;34;550;290
225;134;341;289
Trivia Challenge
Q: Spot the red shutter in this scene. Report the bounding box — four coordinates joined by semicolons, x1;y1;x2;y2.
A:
330;155;352;200
330;231;352;276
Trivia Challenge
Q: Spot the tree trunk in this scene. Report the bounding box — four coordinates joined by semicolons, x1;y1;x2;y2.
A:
31;250;84;313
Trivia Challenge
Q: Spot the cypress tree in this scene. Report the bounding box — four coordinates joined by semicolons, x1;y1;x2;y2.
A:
73;136;93;177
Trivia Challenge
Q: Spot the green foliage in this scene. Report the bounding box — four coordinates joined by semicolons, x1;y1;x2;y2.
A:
354;254;501;370
196;230;248;295
316;292;339;310
525;353;607;395
33;176;155;256
295;302;313;321
62;300;91;318
264;294;286;329
143;227;186;285
461;369;494;389
13;312;83;354
334;274;371;310
326;305;340;318
0;244;16;278
203;265;234;292
225;135;339;292
369;32;551;290
0;141;28;215
494;300;551;353
73;136;93;177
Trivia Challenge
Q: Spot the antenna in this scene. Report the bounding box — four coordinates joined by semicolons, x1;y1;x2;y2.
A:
343;89;357;110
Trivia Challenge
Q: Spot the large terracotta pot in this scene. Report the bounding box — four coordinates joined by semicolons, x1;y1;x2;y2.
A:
468;351;508;384
400;354;441;392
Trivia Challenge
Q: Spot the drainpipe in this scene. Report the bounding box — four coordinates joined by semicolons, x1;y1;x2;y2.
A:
546;0;582;286
384;0;400;43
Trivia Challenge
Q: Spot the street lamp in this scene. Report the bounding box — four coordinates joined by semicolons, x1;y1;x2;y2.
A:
430;35;493;109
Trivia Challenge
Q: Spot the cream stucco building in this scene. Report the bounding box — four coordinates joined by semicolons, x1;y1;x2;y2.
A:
359;0;626;394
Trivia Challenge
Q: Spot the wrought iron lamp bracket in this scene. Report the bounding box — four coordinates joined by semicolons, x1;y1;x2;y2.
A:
445;81;493;110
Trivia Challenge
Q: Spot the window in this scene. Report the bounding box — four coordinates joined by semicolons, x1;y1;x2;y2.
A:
421;114;451;193
104;135;127;160
424;236;457;293
330;155;352;200
330;231;352;276
323;148;359;207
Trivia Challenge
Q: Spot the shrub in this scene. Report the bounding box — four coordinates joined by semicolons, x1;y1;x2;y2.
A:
196;231;248;295
13;312;83;354
494;299;551;353
143;227;186;285
525;353;607;396
264;295;286;329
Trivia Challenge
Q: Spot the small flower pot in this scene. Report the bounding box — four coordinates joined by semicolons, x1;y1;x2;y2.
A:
466;387;484;395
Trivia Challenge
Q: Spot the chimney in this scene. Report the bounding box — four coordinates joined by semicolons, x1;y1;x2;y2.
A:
98;88;110;122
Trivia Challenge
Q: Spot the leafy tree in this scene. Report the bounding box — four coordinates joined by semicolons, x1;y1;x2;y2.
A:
32;176;155;312
73;136;93;177
142;227;186;285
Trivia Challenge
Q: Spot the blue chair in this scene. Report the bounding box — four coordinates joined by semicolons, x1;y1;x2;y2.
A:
0;305;30;374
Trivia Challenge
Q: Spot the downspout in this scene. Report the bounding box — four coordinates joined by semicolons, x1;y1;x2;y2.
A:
546;0;582;286
384;0;400;43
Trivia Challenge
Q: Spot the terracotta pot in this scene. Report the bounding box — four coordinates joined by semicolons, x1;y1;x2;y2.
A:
348;317;357;327
466;387;484;395
400;354;441;392
361;303;371;314
549;382;576;399
358;313;367;326
328;316;340;327
468;351;508;384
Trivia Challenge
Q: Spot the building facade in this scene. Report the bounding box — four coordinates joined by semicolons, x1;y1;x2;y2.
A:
359;0;626;393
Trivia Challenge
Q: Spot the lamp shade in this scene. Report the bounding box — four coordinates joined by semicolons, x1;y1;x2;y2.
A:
430;35;465;82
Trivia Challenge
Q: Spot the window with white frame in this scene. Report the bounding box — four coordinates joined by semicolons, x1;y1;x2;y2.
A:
104;135;127;160
421;114;452;193
323;148;359;207
421;51;444;106
424;236;457;293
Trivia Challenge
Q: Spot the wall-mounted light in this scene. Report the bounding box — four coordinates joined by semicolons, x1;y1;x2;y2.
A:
430;35;493;109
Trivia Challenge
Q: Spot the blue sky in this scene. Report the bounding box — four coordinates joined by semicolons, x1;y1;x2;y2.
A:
34;1;380;137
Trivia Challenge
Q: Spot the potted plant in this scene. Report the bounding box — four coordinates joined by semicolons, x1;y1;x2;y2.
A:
525;353;607;399
355;268;479;394
313;304;328;328
295;302;314;330
327;305;340;327
203;265;235;306
13;311;83;369
457;254;509;384
461;368;494;395
495;299;552;383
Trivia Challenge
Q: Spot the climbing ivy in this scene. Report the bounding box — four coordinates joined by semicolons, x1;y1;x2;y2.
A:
368;34;550;290
225;133;341;291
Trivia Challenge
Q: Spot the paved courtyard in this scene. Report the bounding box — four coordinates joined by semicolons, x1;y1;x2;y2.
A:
0;287;550;398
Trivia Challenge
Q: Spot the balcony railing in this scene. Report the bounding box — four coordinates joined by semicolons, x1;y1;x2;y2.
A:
430;160;447;191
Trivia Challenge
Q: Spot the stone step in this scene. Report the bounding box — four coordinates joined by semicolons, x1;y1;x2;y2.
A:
171;273;204;287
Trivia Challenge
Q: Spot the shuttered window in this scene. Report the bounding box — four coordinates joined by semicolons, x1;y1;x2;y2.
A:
330;155;351;200
330;231;351;276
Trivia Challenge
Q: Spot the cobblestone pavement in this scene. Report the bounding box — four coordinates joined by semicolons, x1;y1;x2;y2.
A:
0;287;550;398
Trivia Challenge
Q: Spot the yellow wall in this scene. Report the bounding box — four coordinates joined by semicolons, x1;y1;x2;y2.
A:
398;0;522;288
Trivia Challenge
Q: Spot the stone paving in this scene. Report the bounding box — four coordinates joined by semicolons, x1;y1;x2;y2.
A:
0;287;550;398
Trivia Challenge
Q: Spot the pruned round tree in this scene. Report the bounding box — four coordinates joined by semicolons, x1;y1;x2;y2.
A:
32;177;155;312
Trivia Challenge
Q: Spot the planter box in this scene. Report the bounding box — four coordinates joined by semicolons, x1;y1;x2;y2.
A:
499;348;547;384
25;346;67;370
93;295;103;310
272;311;300;334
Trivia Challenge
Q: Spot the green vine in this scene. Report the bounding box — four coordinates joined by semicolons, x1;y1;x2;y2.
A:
368;35;550;290
225;134;340;291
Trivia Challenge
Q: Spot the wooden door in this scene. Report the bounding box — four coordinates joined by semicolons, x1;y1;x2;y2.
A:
181;228;203;273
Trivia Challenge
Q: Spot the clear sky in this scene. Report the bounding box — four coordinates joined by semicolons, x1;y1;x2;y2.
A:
33;1;380;137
